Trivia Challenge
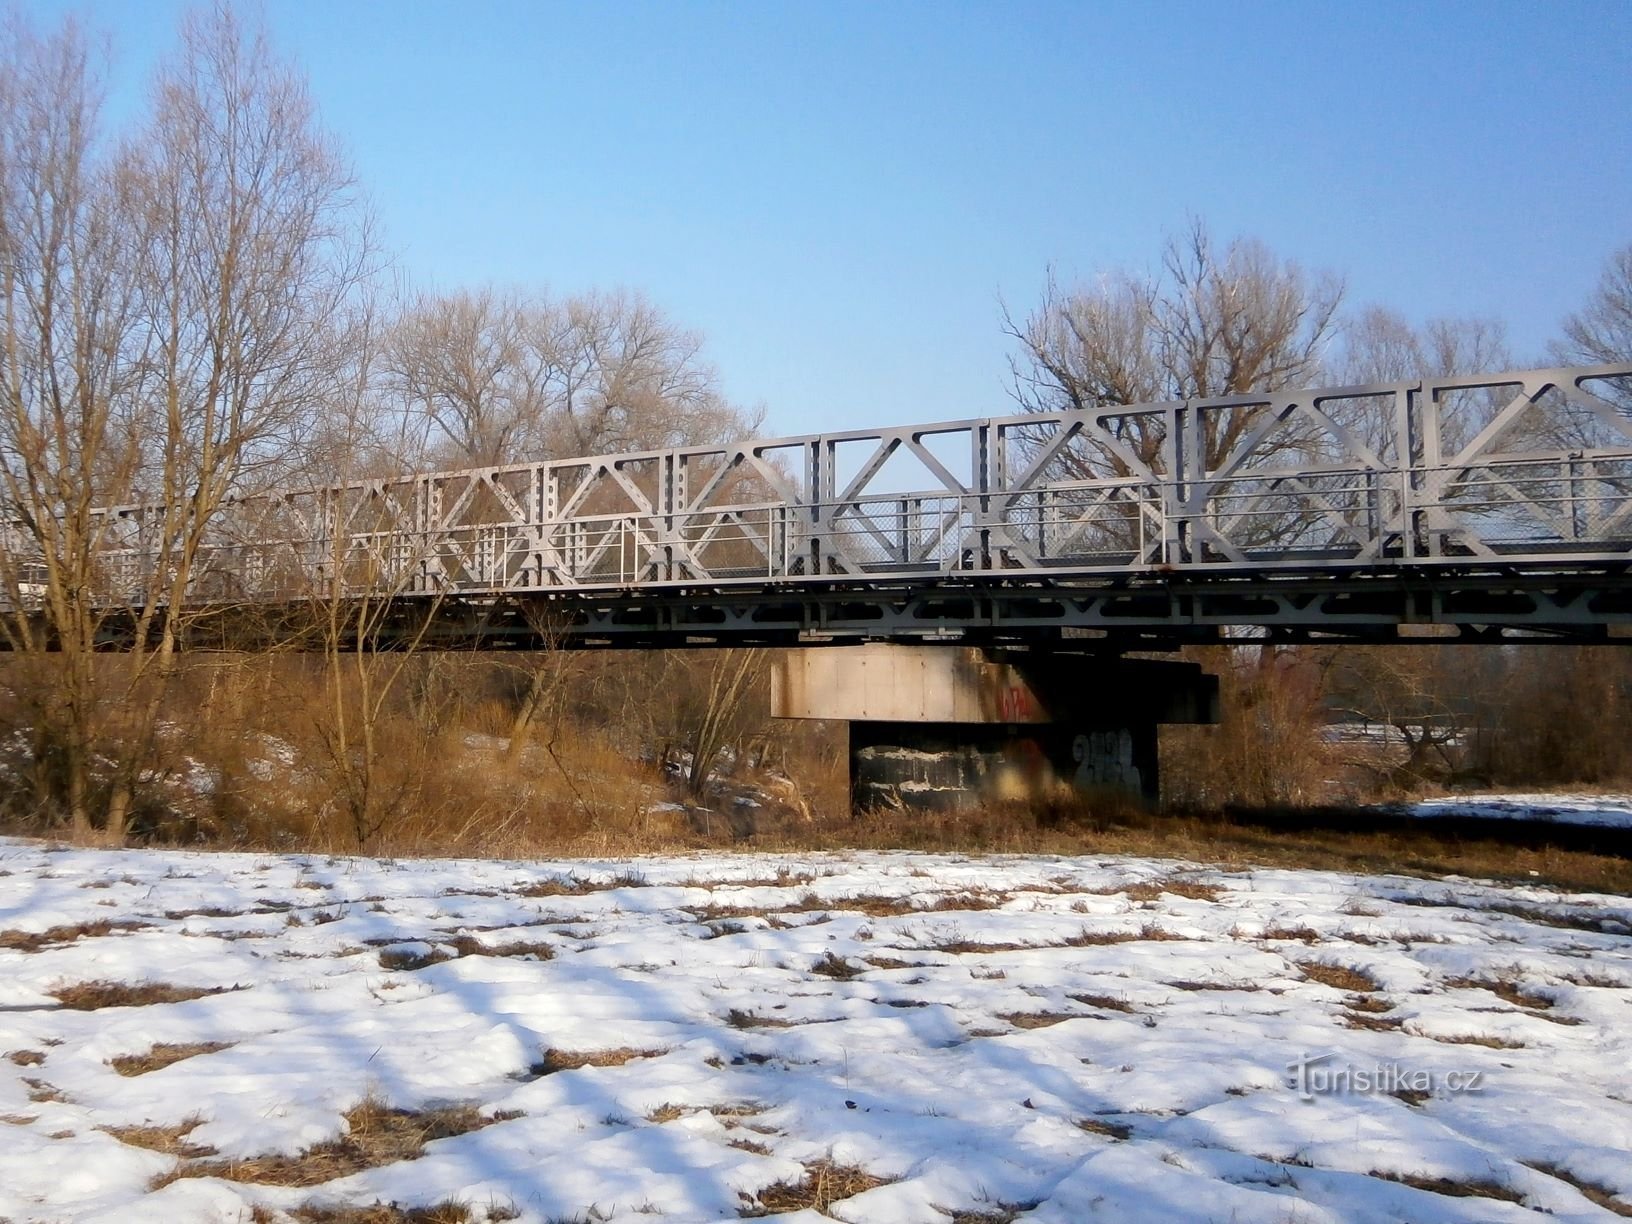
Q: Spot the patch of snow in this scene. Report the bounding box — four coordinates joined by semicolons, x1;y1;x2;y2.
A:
0;842;1627;1222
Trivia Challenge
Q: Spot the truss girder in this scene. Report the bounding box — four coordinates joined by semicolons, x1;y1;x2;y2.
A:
10;365;1632;631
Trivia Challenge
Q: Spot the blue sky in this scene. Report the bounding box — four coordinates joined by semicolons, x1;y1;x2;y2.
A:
28;0;1632;436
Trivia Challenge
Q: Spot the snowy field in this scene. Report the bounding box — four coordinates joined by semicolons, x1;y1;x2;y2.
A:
2;841;1631;1223
1398;794;1632;830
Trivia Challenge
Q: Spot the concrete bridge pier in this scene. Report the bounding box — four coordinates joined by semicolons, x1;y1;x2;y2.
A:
770;645;1219;811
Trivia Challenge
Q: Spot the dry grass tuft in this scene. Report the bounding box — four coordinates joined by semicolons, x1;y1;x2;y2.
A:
1525;1162;1632;1218
739;1158;894;1216
7;1049;45;1066
1445;974;1554;1010
1365;1170;1523;1203
1077;1116;1133;1140
948;1203;1044;1224
809;951;863;980
530;1047;666;1075
23;1077;66;1103
726;1008;798;1030
0;920;147;951
377;945;453;972
110;1041;234;1077
999;1011;1081;1030
290;1201;477;1224
516;870;646;898
107;1116;216;1159
1417;1030;1525;1049
1063;922;1185;946
1091;878;1221;903
1068;992;1136;1013
1340;1010;1403;1032
446;934;554;961
1261;925;1324;943
645;1103;688;1124
51;980;232;1010
1297;961;1382;993
156;1096;520;1189
861;954;921;970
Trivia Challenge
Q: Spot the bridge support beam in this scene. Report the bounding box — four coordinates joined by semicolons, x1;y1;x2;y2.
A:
771;645;1218;811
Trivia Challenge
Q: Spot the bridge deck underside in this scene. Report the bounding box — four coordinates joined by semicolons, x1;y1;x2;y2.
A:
136;565;1632;652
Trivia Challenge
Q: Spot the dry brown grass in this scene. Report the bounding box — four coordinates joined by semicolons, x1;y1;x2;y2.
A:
1297;962;1382;993
109;1041;233;1077
1417;1030;1526;1050
1445;974;1555;1010
1261;925;1323;943
23;1077;65;1103
7;1049;45;1066
726;1008;798;1030
515;870;646;898
1068;992;1136;1013
999;1010;1082;1029
1340;1010;1403;1032
51;980;233;1010
809;951;863;980
1076;1116;1133;1140
290;1201;480;1224
862;954;921;970
156;1096;520;1189
107;1116;216;1158
1525;1162;1632;1218
1365;1170;1523;1203
739;1158;894;1216
1089;878;1222;903
1062;922;1186;946
947;1203;1044;1224
377;945;453;971
530;1047;666;1075
0;919;148;951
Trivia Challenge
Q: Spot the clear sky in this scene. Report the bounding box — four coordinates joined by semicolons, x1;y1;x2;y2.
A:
25;0;1632;437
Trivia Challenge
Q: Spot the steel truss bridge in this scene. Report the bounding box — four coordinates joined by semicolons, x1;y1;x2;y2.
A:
23;362;1632;651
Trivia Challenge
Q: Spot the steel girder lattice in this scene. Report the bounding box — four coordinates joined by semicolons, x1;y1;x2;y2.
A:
11;362;1632;646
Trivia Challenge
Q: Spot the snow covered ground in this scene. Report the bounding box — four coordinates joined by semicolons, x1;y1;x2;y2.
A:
1;841;1630;1223
1398;793;1632;830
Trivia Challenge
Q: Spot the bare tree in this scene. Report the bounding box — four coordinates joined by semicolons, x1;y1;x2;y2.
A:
0;6;371;838
1005;221;1345;475
1557;244;1632;367
383;287;757;468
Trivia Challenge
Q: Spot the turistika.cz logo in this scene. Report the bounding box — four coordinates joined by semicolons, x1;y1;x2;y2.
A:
1286;1051;1487;1101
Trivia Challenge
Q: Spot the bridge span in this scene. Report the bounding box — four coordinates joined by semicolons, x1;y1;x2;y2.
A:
60;360;1632;651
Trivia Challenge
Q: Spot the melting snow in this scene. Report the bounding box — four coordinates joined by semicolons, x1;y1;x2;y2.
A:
0;840;1629;1222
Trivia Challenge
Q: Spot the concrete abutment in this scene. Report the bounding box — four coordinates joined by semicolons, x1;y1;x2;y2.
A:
771;645;1218;811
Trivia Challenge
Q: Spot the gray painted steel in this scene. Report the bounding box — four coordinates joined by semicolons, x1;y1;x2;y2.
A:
17;363;1632;647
